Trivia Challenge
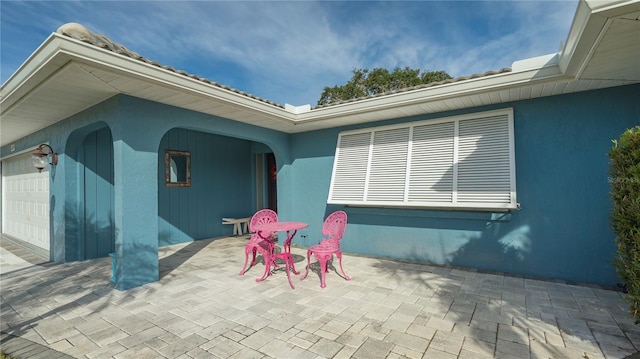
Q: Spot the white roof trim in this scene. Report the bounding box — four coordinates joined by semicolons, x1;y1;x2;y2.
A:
559;0;640;76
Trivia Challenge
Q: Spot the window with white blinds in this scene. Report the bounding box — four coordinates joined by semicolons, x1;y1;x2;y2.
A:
328;109;517;211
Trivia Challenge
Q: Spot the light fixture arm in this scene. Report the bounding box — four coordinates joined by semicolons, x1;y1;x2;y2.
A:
31;144;58;173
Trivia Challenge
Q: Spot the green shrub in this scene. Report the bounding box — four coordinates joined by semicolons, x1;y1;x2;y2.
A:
609;126;640;323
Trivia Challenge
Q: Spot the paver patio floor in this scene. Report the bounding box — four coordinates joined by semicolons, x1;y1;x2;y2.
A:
1;236;639;359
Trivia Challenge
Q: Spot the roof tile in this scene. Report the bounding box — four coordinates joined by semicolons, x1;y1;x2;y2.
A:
56;22;512;111
56;22;285;109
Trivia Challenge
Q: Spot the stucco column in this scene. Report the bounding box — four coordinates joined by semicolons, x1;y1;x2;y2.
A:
110;96;165;290
111;139;159;290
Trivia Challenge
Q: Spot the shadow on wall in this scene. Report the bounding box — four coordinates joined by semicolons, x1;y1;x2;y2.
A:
344;209;531;275
56;194;163;291
81;210;116;260
449;220;532;273
55;195;117;262
114;241;160;291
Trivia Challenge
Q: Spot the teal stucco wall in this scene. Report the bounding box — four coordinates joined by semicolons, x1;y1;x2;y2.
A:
288;84;640;286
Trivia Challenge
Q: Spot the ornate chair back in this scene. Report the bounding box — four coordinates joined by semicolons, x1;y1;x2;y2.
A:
320;210;347;246
250;209;278;234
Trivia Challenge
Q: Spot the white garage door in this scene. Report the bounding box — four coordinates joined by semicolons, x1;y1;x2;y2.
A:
2;152;50;251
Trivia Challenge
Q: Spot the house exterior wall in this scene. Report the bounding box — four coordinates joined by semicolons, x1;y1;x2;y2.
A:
2;85;637;288
1;94;292;289
288;84;640;286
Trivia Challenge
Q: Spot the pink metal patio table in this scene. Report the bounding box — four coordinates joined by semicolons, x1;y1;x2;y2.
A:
253;221;308;289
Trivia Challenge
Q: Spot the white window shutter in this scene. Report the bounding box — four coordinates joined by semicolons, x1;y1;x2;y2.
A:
408;122;455;203
329;132;371;202
457;114;512;204
367;128;410;201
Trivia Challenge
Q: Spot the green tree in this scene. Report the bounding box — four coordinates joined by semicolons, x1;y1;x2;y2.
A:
609;126;640;323
318;67;452;106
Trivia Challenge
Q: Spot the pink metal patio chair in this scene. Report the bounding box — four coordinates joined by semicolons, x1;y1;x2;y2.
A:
239;209;278;276
301;210;350;288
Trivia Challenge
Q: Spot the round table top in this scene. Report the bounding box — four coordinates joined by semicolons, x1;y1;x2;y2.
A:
253;221;308;233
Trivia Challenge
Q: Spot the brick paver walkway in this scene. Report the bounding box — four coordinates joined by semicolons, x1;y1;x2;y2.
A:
1;236;638;358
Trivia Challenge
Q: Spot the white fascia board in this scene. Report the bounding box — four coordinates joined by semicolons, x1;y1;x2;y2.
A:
559;0;607;76
0;33;65;108
559;0;640;77
587;0;640;15
2;33;297;125
295;65;566;124
55;34;295;122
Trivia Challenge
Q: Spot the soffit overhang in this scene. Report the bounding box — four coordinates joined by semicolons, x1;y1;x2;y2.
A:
1;0;638;147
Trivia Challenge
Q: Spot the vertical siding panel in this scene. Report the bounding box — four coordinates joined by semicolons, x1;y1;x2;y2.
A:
178;129;190;242
168;130;180;242
204;134;215;237
195;131;206;238
189;131;200;238
169;179;180;241
109;130;115;255
177;129;190;241
77;144;86;259
95;127;114;255
158;135;171;243
83;131;98;259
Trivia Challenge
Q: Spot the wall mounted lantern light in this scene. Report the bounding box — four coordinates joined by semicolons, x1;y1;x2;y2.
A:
31;144;58;173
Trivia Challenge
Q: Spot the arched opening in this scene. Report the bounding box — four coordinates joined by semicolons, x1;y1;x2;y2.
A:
65;123;115;260
157;128;276;246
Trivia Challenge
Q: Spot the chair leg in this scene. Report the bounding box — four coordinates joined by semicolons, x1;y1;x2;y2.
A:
313;253;334;288
250;248;257;267
318;256;328;288
336;251;350;281
239;247;251;275
256;248;271;283
300;250;312;280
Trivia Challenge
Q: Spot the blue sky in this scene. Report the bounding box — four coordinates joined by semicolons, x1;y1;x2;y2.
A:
1;1;578;106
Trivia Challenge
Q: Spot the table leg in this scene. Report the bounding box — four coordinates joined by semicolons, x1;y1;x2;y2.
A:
283;256;295;289
283;230;299;273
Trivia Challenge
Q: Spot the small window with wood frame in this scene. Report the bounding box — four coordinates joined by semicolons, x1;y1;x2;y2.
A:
165;150;191;187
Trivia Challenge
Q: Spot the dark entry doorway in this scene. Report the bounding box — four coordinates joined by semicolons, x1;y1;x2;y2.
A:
266;153;277;212
255;153;277;212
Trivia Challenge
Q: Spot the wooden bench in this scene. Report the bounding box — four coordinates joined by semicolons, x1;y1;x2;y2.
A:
222;217;251;236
